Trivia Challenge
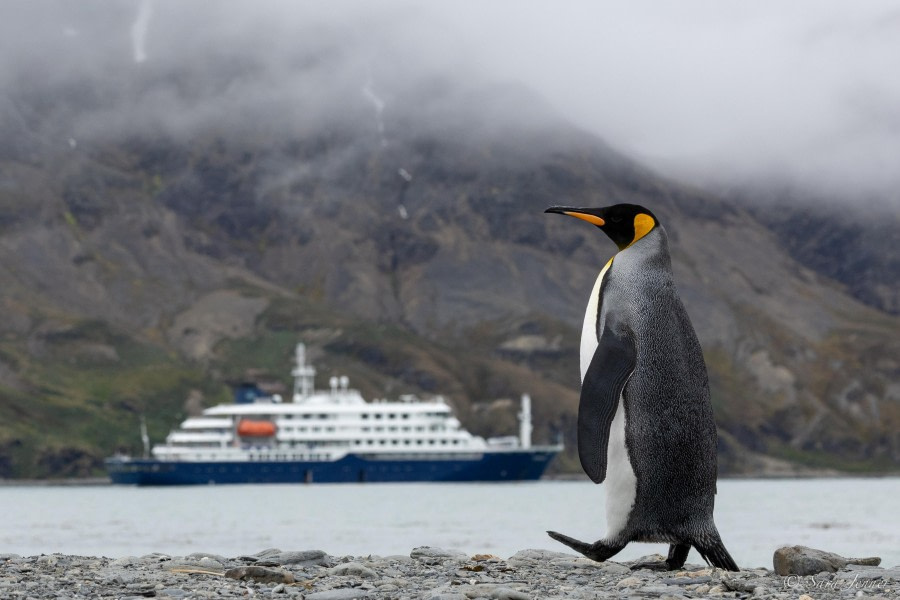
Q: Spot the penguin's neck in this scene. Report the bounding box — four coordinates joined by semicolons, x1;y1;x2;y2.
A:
609;226;671;276
580;227;673;381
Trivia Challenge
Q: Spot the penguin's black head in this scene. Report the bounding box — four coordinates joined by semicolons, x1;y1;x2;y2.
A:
544;203;658;250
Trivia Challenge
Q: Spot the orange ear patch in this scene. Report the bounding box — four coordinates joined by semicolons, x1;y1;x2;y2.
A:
631;213;655;245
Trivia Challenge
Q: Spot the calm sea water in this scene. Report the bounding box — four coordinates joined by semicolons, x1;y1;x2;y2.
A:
1;478;897;569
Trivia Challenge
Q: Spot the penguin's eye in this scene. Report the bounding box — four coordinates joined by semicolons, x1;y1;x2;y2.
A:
610;215;623;223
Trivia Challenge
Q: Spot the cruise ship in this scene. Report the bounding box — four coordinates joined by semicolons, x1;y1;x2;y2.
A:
106;343;561;485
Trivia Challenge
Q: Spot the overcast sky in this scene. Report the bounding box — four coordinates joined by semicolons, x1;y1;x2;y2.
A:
431;1;900;201
3;1;899;204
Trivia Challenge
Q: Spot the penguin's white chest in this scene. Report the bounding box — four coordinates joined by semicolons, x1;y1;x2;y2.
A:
579;260;612;381
605;393;637;539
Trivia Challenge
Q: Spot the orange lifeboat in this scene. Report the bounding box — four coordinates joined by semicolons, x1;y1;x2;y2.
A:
237;419;277;437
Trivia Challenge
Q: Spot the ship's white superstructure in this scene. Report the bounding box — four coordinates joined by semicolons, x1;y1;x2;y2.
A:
151;343;531;463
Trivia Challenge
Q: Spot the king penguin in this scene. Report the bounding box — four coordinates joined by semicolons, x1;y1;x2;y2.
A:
544;203;738;571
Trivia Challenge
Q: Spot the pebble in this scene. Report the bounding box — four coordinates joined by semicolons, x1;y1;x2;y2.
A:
223;565;295;583
411;546;468;564
328;561;378;578
2;547;898;599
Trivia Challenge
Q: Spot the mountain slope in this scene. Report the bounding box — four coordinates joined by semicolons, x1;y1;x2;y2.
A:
0;5;897;478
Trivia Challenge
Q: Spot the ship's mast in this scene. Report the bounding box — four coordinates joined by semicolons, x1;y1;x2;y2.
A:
140;415;150;458
292;343;316;400
518;394;532;449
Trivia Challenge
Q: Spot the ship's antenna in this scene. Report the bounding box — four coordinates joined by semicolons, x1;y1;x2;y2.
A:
292;343;316;400
139;415;150;458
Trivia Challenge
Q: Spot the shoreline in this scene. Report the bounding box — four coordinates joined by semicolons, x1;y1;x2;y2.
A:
2;471;900;487
2;547;897;599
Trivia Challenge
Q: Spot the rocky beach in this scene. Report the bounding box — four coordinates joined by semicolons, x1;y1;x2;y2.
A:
2;546;898;600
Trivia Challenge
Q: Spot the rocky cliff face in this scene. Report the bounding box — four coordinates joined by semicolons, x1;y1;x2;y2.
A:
0;4;896;478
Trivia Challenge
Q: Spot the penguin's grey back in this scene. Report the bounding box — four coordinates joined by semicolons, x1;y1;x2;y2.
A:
599;226;719;542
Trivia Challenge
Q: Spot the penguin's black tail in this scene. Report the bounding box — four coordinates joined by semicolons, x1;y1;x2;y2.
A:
694;534;739;572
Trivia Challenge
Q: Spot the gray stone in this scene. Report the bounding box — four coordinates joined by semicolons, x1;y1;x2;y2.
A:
616;576;643;588
628;554;667;570
410;546;467;564
662;576;712;585
224;565;295;584
35;554;60;566
599;562;632;575
721;574;768;593
507;549;572;568
634;584;677;595
328;562;377;578
834;567;899;581
267;550;330;567
305;590;372;600
141;552;172;562
164;558;224;573
773;545;881;576
491;587;530;600
379;554;413;563
187;552;229;563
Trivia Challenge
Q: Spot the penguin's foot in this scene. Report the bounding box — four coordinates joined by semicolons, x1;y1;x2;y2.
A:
629;560;670;571
547;531;624;563
630;543;691;571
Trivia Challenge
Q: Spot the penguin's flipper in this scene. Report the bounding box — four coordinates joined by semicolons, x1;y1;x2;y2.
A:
578;324;636;483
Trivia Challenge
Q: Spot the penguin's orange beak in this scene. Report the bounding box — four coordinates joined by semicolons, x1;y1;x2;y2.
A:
544;206;605;227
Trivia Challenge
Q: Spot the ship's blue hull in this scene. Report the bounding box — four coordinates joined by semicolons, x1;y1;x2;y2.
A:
105;450;558;485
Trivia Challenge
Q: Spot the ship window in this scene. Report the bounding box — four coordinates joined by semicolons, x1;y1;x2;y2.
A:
402;414;409;419
428;440;435;445
388;414;396;419
379;440;386;445
403;440;411;445
318;414;328;420
416;440;423;445
374;414;382;419
361;414;369;419
361;427;370;432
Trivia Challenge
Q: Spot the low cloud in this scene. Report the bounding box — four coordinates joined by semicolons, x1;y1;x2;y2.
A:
429;1;900;201
2;0;898;203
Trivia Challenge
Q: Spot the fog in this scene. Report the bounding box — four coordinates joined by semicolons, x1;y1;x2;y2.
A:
2;0;899;203
431;1;900;201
